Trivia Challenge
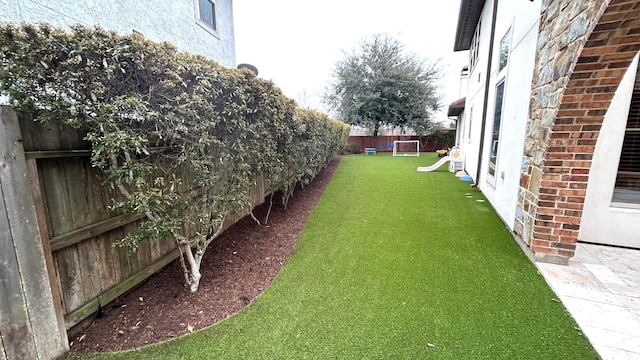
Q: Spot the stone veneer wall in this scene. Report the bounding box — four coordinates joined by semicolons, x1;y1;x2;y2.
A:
516;0;640;264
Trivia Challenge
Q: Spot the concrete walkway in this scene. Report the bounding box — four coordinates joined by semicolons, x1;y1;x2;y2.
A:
537;243;640;360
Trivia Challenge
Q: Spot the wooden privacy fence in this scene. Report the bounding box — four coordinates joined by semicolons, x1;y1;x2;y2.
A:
347;135;453;153
0;107;67;359
1;107;271;356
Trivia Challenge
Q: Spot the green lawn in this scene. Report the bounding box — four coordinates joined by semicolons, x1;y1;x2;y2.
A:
71;153;599;359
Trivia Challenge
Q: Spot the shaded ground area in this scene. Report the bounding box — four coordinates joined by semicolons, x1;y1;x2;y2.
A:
68;157;341;354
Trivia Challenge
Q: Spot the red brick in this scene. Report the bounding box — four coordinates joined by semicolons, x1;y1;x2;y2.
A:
568;182;589;190
561;175;589;182
559;189;586;196
567;146;595;154
532;246;558;255
536;214;555;221
541;172;563;180
539;188;559;195
539;194;559;201
563;210;582;217
562;160;592;168
571;168;590;174
531;239;551;247
557;109;587;117
562;223;581;230
537;207;564;215
566;196;587;204
580;45;619;57
555;216;581;224
546;153;574;160
533;232;555;241
573;63;607;72
557;202;584;210
560;94;594;103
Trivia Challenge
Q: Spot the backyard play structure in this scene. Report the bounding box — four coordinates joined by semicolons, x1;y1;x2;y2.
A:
417;148;464;173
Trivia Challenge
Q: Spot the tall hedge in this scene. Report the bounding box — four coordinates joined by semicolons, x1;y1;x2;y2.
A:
0;23;350;292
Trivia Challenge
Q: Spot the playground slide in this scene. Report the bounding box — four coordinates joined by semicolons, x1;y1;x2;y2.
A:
417;156;451;172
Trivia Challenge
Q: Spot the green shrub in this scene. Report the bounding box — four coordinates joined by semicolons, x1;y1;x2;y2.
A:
345;142;360;154
0;23;350;291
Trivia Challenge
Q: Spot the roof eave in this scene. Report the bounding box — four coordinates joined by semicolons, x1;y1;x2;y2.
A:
447;97;466;117
453;0;486;52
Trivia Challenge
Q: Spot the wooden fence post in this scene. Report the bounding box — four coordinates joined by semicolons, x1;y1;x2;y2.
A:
0;106;68;359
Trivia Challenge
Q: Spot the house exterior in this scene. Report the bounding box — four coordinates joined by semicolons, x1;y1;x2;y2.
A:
452;0;640;264
0;0;235;67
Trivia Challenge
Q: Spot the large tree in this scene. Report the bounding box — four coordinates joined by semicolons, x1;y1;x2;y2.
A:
324;34;442;140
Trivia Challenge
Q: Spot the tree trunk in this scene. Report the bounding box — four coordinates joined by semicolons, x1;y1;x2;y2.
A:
177;238;203;293
372;122;380;148
176;220;226;293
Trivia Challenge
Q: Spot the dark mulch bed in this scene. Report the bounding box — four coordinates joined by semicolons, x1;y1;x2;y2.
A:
68;156;342;354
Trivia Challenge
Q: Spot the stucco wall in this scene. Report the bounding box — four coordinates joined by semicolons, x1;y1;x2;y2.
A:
460;0;541;229
581;54;640;249
458;0;493;182
0;0;235;67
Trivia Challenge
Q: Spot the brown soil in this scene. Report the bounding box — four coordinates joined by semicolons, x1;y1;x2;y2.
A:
67;156;342;354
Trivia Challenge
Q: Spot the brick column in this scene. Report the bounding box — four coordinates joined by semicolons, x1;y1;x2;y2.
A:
516;0;640;264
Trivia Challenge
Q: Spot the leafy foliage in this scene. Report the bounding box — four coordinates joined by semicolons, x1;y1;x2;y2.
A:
0;23;349;292
324;34;442;136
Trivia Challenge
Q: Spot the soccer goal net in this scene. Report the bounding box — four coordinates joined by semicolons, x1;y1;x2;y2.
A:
392;140;420;157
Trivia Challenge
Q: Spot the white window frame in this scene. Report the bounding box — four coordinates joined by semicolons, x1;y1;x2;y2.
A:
487;80;506;186
469;20;481;73
498;30;511;73
465;106;474;143
196;0;219;37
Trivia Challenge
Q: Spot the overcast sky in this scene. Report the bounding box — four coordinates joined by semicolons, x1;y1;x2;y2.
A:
233;1;469;123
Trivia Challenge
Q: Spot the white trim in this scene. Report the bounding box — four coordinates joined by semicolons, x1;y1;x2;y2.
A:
195;0;219;38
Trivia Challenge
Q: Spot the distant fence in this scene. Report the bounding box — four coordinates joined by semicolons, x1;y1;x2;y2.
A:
0;107;272;358
347;134;454;153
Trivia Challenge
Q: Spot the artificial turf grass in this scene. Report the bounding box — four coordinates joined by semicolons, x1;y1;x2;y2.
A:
75;153;599;360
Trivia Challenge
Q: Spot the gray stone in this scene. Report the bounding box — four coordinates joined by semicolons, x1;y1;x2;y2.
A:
521;156;530;173
570;9;590;42
537;85;551;108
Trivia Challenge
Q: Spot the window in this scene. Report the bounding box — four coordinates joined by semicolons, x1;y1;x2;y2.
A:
469;20;481;72
613;65;640;204
466;106;474;143
498;31;511;72
198;0;217;32
488;81;505;179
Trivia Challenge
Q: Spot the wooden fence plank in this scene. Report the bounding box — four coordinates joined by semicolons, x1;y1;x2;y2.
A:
64;249;180;329
0;185;37;360
49;213;145;251
24;150;92;159
77;240;102;306
66;158;102;304
1;107;67;358
41;158;74;237
95;233;119;291
55;247;86;314
26;159;67;351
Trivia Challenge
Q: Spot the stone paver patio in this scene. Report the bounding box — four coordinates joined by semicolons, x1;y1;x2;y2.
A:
537;243;640;360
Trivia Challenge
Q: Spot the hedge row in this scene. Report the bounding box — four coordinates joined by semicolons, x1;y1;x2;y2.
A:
0;23;349;255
